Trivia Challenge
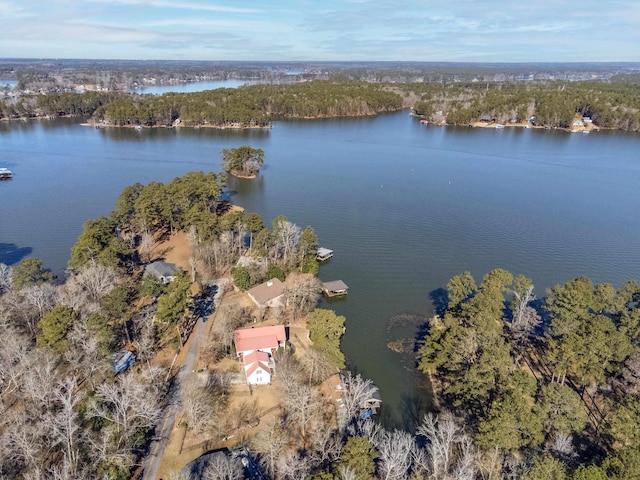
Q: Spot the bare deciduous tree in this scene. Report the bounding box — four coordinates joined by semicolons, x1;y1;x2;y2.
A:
340;372;375;427
250;420;289;479
550;432;577;462
88;373;162;449
0;327;31;398
139;230;156;263
300;348;335;385
2;290;41;334
194;233;236;279
0;263;12;294
274;448;311;480
307;428;343;472
4;411;46;476
273;219;301;265
416;411;477;480
22;283;57;321
212;304;252;356
375;428;415;480
201;453;244;480
337;466;358;480
282;382;323;446
284;274;321;319
72;261;120;303
511;282;540;343
67;323;110;388
22;350;58;411
132;308;157;366
43;377;83;475
181;374;216;434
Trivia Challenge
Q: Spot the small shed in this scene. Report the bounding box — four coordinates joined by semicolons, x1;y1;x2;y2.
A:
322;280;349;297
144;261;179;284
315;247;334;261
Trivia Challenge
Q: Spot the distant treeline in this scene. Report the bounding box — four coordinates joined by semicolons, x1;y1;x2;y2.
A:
409;80;640;130
2;79;640;131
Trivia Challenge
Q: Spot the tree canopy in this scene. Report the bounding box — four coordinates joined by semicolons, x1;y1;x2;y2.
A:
222;146;264;177
307;308;346;369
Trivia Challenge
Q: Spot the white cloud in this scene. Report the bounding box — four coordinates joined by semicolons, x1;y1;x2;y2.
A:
85;0;261;14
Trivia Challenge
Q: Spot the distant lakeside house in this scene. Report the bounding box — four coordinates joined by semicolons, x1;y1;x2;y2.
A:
144;261;179;284
234;324;287;385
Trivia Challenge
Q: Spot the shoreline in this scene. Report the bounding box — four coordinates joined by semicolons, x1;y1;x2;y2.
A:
0;111;607;134
79;121;272;130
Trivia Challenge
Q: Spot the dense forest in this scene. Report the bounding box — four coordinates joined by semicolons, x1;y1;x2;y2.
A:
410;80;640;130
418;269;640;479
3;78;640;131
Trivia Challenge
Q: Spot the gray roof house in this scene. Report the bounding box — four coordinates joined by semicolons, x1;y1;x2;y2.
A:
144;261;179;284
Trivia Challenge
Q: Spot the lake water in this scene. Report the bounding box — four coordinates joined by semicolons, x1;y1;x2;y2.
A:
129;79;253;95
2;112;639;427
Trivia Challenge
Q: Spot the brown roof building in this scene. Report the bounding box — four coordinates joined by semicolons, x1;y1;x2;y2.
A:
247;278;285;308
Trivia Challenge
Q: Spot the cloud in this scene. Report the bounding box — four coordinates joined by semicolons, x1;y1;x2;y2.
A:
85;0;262;14
0;0;638;61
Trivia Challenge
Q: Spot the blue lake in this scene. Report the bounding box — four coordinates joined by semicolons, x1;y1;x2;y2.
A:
129;79;255;95
1;112;639;427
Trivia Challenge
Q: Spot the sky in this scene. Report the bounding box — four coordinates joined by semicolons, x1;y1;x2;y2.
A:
1;0;639;62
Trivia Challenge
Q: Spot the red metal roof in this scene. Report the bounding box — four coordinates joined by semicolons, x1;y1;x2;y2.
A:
235;324;286;354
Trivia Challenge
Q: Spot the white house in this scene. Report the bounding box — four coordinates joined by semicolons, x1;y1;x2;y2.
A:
243;351;273;384
234;324;286;385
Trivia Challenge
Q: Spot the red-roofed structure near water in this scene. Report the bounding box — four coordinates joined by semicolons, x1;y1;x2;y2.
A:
234;325;286;384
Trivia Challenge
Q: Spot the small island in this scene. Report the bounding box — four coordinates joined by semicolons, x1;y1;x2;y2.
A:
222;146;264;178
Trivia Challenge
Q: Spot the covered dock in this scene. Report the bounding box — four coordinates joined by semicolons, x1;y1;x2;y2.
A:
0;168;13;180
315;247;334;261
322;280;349;297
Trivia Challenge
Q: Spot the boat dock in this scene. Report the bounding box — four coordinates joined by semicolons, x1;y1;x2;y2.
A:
315;247;334;261
0;168;12;180
322;280;349;297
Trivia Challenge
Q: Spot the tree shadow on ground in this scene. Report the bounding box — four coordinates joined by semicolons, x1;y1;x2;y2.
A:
0;242;33;266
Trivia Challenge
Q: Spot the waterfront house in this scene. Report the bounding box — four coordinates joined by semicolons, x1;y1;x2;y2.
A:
247;278;285;308
234;324;287;362
234;324;286;384
144;261;179;284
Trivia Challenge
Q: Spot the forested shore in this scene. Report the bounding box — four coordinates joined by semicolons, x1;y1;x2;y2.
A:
2;77;640;131
418;269;640;478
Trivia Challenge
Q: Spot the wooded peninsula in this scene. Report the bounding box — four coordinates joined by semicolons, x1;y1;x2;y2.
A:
3;71;640;131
